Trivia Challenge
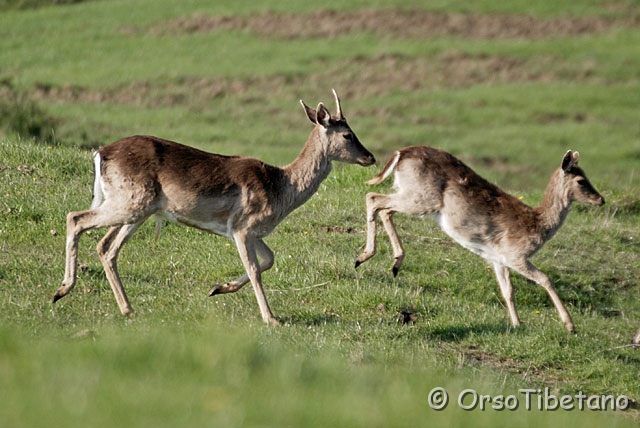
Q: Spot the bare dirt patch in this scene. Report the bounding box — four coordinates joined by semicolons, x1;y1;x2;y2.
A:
145;9;640;40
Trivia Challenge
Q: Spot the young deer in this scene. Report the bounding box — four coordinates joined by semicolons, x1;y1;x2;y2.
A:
53;90;375;325
633;325;640;346
355;146;604;332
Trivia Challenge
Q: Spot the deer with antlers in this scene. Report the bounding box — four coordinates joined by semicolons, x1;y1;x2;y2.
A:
53;90;375;324
355;146;604;332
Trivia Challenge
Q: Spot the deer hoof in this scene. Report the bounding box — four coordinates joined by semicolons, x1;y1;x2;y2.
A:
267;317;280;326
208;285;222;296
121;307;135;318
392;257;404;277
52;287;66;303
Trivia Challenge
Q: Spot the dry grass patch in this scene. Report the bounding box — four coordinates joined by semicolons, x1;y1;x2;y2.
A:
143;9;640;40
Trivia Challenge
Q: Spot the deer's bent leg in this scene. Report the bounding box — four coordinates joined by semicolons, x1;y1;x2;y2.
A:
379;209;404;276
54;210;98;302
355;192;388;268
209;239;274;296
55;208;127;303
54;203;152;306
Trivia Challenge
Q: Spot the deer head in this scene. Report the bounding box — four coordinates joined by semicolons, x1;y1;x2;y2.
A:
300;89;375;166
560;150;605;207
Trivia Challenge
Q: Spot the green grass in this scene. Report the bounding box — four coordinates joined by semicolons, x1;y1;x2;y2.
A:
1;0;640;426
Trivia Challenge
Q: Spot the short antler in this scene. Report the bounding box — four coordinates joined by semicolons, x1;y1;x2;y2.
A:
332;88;344;120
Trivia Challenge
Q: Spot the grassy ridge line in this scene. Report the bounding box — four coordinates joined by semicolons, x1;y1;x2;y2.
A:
1;2;639;189
4;11;640;89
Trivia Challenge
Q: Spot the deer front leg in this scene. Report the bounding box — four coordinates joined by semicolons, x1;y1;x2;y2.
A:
231;231;278;325
511;260;575;333
209;239;274;296
493;262;520;327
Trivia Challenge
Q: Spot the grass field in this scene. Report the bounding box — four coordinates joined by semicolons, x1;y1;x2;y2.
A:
1;0;639;426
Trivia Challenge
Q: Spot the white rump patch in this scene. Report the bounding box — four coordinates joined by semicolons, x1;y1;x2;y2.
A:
90;152;104;210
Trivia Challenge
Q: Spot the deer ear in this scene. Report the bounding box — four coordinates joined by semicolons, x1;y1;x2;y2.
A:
561;150;577;172
572;151;580;165
300;100;316;124
316;103;331;127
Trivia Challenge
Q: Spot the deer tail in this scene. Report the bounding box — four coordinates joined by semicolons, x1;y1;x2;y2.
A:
90;152;104;209
365;150;401;185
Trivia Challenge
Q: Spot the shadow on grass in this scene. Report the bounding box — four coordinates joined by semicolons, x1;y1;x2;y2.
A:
511;268;625;319
425;322;511;343
548;273;627;318
281;312;341;326
606;348;640;365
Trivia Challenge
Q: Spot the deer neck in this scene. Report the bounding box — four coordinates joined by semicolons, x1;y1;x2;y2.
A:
535;169;572;241
283;127;333;209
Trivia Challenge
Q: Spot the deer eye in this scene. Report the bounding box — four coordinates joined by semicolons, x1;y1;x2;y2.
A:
344;133;354;141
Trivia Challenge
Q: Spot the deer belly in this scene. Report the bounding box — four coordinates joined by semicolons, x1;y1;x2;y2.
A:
431;213;506;265
161;211;233;238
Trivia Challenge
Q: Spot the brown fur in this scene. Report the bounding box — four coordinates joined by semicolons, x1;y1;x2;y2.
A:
356;146;604;332
54;91;375;324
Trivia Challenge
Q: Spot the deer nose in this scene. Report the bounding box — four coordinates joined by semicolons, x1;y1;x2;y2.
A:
359;154;376;166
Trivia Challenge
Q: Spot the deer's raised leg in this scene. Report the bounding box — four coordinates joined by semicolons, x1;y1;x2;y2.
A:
379;209;405;277
209;239;274;296
355;192;389;269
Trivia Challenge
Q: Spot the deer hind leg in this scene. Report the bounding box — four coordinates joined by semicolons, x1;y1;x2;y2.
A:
54;210;96;302
96;221;144;316
511;260;575;333
355;192;391;269
493;262;521;327
54;208;120;303
356;191;421;275
230;231;278;325
209;238;274;296
54;200;153;307
379;209;405;276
